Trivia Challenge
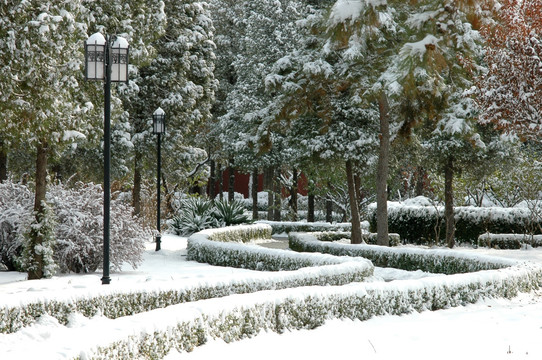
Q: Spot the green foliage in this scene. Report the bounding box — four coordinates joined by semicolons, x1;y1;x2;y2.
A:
213;199;250;226
289;232;513;274
170;197;251;236
477;233;542;249
18;202;58;278
368;203;536;246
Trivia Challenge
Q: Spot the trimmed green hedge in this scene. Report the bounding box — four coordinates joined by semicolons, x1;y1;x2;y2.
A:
315;231;401;246
368;202;536;245
478;233;542;249
85;261;542;359
289;232;516;274
255;220;352;234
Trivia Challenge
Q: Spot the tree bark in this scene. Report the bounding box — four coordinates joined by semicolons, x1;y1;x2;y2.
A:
273;167;281;221
228;158;235;202
264;166;274;220
346;159;363;244
132;153;142;216
415;166;426;197
326;183;333;223
0;140;7;182
308;193;315;222
290;168;298;221
209;159;216;198
217;163;223;200
252;168;259;220
445;156;455;248
376;92;390;246
28;141;48;280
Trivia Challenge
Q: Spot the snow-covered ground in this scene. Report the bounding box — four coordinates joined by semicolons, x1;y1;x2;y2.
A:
1;235;541;359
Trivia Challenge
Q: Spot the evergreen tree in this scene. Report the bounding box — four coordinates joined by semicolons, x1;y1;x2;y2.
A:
126;0;217;215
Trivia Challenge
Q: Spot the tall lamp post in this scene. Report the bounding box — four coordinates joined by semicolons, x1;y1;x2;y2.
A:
152;107;166;251
84;32;129;284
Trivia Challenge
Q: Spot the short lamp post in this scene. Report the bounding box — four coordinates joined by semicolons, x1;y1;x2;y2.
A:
84;32;129;284
152;107;166;251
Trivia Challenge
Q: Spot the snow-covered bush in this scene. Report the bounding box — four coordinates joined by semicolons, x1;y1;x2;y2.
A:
0;180;148;274
188;224;374;275
368;199;534;245
256;220;352;234
170;197;251;236
0;180;33;270
169;197;220;236
14;258;541;359
477;233;542;249
200;224;272;243
48;182;149;273
289;232;515;274
212;199;250;226
315;231;401;246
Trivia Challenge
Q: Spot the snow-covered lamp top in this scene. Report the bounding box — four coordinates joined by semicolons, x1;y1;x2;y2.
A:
153;107;166;134
84;33;129;83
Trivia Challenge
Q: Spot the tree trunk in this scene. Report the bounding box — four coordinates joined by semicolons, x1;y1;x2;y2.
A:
290;168;298;221
217;163;223;200
28;141;48;280
252;168;259;220
0;140;7;182
209;159;216;198
228;158;235;202
273;167;281;221
445;156;455;248
132;152;142;216
346;159;363;244
326;187;333;223
264;167;274;220
308;193;315;222
376;92;390;246
415;166;426;197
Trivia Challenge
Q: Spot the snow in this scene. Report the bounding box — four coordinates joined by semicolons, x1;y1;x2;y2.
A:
86;32;106;45
2;234;542;359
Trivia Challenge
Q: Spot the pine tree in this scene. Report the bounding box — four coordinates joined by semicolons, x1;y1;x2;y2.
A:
126;0;217;215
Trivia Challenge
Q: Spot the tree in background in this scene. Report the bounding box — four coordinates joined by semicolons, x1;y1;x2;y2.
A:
0;0;89;278
477;0;542;140
127;0;217;217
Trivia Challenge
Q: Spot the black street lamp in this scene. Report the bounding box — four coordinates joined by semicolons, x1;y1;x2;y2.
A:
152;107;166;251
85;32;129;284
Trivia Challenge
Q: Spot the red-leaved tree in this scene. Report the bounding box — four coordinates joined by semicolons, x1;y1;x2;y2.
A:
477;0;542;139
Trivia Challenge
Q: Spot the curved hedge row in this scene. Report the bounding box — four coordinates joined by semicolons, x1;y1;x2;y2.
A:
4;225;542;359
52;261;542;359
1;225;374;334
289;232;517;274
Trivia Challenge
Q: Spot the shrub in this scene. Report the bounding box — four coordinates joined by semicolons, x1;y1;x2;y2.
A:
0;180;33;270
170;197;251;236
213;199;250;226
368;199;534;245
49;181;149;273
169;197;220;236
0;180;148;274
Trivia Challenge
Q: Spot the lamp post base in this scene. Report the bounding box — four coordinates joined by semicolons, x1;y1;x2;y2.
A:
155;234;161;251
101;276;111;285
